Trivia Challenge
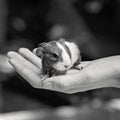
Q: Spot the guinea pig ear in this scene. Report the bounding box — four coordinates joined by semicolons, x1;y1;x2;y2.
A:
58;38;66;45
38;42;47;47
36;48;44;59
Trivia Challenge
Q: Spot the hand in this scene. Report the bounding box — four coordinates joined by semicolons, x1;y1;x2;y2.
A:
6;48;88;88
7;48;120;94
0;54;14;74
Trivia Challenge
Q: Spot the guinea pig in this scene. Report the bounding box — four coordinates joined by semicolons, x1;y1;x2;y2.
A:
36;38;81;80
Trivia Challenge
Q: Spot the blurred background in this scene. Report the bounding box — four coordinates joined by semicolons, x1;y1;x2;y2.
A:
1;0;120;119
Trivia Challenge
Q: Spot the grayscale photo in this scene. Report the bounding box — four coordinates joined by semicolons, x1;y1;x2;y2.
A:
0;0;120;120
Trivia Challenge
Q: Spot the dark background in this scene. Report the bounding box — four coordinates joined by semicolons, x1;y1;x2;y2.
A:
1;1;120;119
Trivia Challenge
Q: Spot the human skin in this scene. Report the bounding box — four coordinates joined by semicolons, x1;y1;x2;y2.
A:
7;48;120;94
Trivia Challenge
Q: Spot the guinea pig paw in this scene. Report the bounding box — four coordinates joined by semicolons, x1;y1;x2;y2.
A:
75;64;84;70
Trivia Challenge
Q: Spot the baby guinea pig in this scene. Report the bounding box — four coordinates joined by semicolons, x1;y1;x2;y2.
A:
36;38;81;80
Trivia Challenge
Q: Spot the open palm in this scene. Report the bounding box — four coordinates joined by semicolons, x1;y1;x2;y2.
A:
7;48;119;93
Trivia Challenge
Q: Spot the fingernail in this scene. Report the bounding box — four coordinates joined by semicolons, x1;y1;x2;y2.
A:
43;82;53;89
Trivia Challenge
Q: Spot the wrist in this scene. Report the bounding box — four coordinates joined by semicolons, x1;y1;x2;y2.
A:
86;55;120;89
108;55;120;88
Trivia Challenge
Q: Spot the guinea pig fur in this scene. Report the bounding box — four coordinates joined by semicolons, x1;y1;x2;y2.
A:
36;38;81;79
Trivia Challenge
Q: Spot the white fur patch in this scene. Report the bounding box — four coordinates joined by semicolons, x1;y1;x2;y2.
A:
56;42;71;66
52;41;80;71
65;41;80;66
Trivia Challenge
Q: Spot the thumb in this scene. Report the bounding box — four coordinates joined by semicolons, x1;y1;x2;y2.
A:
42;71;89;90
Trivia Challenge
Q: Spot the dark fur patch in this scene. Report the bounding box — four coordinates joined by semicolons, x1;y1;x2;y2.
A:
57;39;72;59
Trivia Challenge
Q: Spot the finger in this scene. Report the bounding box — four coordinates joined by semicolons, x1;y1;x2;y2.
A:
9;58;42;88
18;48;42;69
33;48;37;54
42;78;95;94
42;71;89;90
7;51;40;74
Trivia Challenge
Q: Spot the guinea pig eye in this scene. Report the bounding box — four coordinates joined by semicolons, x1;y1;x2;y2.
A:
48;53;58;61
52;53;58;58
45;53;58;61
